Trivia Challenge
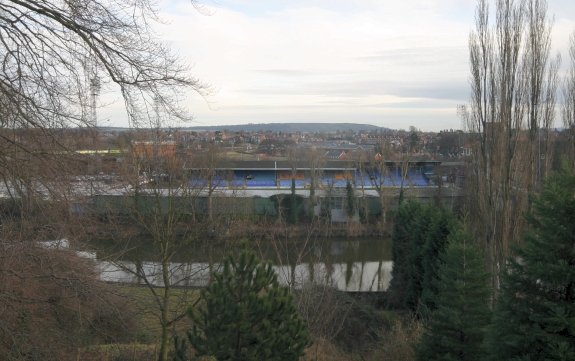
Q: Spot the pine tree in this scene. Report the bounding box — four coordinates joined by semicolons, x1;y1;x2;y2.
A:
179;246;311;361
389;201;460;314
389;199;423;309
414;227;492;361
420;207;457;313
404;203;433;312
485;162;575;361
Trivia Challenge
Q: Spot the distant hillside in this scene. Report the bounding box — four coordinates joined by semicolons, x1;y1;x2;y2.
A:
179;123;392;133
96;123;393;133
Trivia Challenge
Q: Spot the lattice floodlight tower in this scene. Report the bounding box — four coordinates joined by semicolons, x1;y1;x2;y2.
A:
90;72;101;127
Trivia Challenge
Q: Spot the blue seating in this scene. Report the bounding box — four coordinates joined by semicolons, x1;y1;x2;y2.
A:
366;169;375;178
186;167;433;190
189;180;207;187
278;180;309;188
296;180;309;187
212;179;225;187
390;169;406;187
246;180;277;187
407;170;428;186
240;170;276;187
376;174;393;187
230;179;244;187
354;171;371;187
332;180;348;187
372;170;392;187
189;179;226;188
382;177;394;186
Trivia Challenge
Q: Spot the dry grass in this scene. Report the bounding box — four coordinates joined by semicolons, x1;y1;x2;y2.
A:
303;336;359;361
368;314;423;361
82;343;158;361
85;286;422;361
118;285;200;337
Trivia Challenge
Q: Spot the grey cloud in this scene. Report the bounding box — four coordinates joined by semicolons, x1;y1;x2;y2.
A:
199;108;459;132
238;79;469;101
251;69;319;77
357;47;468;67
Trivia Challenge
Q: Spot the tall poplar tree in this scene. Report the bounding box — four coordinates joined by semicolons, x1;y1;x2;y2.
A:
485;162;575;361
465;0;560;302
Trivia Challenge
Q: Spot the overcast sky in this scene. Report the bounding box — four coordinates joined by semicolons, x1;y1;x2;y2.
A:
100;0;575;132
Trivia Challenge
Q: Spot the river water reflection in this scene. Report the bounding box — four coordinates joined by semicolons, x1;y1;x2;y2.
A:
96;237;392;292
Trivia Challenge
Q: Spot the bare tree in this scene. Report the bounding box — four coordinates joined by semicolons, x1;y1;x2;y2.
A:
125;130;203;361
394;148;412;203
0;0;209;128
465;0;559;299
97;128;239;361
0;0;211;222
562;31;575;166
116;131;255;361
372;141;394;226
190;144;230;221
0;1;213;359
522;0;560;189
286;143;299;224
306;147;325;218
354;149;371;224
0;241;136;361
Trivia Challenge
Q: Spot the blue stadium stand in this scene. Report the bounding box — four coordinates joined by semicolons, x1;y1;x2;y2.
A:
332;180;348;187
189;180;207;187
212;179;225;187
230;179;245;187
278;180;309;188
390;169;407;187
240;170;277;188
353;171;371;187
374;170;393;187
246;180;277;187
296;180;309;187
407;170;429;186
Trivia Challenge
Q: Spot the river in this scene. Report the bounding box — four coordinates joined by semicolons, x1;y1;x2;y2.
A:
93;236;393;292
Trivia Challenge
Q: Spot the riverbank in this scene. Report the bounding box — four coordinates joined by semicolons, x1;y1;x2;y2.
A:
82;216;394;241
222;219;393;239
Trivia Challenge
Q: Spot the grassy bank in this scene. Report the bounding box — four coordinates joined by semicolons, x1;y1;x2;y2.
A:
83;285;421;361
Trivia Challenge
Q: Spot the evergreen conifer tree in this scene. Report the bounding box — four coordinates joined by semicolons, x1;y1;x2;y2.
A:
404;203;433;312
389;201;459;314
179;247;310;361
414;227;492;361
420;207;457;312
389;199;423;308
484;163;575;361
